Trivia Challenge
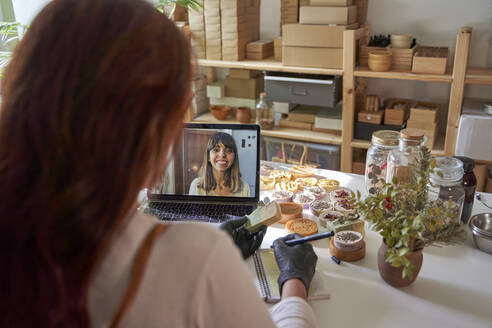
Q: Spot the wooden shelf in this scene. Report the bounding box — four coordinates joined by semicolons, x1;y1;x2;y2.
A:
465;67;492;85
350;133;446;156
192;112;342;145
198;58;343;76
354;67;453;83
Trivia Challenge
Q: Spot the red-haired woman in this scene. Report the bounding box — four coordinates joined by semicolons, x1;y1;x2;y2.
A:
0;0;318;327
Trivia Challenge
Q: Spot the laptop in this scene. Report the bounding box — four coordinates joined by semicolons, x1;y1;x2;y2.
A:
146;123;260;223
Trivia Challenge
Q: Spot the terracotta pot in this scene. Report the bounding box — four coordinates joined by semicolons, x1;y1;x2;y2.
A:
236;107;251;123
210;105;231;120
377;242;423;287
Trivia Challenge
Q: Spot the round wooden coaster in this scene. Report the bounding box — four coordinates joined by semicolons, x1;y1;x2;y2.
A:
330;238;365;262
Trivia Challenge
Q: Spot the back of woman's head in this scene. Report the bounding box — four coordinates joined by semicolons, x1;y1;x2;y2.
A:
0;0;192;326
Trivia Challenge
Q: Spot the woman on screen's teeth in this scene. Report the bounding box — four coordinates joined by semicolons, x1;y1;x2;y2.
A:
209;141;234;172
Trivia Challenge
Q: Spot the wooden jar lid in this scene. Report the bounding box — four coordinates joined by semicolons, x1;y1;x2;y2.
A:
400;128;425;140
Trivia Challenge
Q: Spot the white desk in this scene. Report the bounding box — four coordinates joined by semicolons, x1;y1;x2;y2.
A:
260;164;492;328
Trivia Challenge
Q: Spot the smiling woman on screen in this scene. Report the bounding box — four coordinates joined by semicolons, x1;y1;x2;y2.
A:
189;132;251;197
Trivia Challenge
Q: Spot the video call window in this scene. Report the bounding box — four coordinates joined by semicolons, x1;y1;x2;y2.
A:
152;128;258;198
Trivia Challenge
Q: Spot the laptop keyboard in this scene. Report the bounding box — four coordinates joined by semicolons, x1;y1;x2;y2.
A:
147;201;256;223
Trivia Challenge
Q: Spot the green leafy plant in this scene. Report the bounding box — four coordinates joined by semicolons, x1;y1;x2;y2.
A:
353;148;465;279
155;0;203;19
0;22;28;77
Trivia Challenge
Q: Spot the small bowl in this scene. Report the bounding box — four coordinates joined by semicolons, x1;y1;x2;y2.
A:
368;51;392;72
210;105;231;120
469;213;492;254
391;34;412;49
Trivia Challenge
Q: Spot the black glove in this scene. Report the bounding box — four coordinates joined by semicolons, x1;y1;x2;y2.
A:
272;234;318;295
220;216;267;259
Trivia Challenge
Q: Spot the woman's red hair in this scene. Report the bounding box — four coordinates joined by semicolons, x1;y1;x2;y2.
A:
0;0;192;326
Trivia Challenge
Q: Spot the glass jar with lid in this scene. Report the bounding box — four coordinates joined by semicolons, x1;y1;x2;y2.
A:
256;92;274;130
427;157;465;223
386;129;426;184
453;156;476;223
365;130;400;192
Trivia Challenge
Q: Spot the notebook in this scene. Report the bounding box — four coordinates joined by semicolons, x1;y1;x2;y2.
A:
147;123;260;223
247;249;330;303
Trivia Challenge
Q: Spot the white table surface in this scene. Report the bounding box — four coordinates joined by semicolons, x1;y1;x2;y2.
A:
260;163;492;328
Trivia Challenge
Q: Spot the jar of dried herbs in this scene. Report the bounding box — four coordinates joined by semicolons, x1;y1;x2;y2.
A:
386;129;426;184
365;130;399;193
426;157;465;222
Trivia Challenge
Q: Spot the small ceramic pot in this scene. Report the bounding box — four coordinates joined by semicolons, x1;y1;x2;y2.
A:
210;105;231;120
236;107;251;123
377;242;423;287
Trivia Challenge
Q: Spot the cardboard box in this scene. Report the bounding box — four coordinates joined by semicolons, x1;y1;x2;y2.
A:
311;0;354;6
288;105;321;123
247;40;274;60
229;69;262;79
299;6;357;25
279;118;313;130
225;75;264;99
314;106;342;130
283;23;358;48
384;98;409;125
410;102;440;123
207;80;226;98
283;46;343;69
358;110;384;124
406;120;438;131
274;37;282;61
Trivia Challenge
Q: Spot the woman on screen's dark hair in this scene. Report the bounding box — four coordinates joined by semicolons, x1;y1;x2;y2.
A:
189;132;251;197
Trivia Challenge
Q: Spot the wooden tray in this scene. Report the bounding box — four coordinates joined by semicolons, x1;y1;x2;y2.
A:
330;238;366;262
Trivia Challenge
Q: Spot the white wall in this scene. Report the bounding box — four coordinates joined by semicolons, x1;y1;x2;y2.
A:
12;0;50;26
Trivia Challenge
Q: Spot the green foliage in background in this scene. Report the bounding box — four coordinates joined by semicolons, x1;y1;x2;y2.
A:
155;0;203;19
0;22;27;77
353;148;465;280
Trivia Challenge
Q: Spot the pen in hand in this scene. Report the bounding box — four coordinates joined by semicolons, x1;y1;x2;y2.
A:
271;231;334;248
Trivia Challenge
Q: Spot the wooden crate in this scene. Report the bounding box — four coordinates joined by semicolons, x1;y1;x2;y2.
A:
388;45;417;71
412;47;448;74
358;110;384;124
359;45;387;67
384;98;409;125
409;102;440;123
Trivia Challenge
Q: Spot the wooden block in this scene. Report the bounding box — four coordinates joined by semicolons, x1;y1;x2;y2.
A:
274;37;282;61
246;40;274;59
225;75;264;99
288;106;321;123
406;120;438;131
352;161;366;175
329;238;365;262
358;110;384;124
279;118;313;130
475;164;487;192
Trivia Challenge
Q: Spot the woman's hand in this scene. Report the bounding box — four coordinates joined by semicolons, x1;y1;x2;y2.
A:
272;234;318;296
220;216;267;259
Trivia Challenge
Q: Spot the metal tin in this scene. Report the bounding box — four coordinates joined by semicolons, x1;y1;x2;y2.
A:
371;130;400;146
469;213;492;254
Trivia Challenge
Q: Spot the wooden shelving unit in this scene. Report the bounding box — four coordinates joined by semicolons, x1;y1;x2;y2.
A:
198;58;343;76
194;112;342;145
354;67;453;83
465;67;492;85
195;26;475;173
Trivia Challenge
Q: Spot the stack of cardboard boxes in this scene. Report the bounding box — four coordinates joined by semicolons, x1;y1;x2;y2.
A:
406;102;440;149
191;74;210;117
204;0;221;60
282;0;358;68
188;6;206;59
281;0;299;29
221;0;261;61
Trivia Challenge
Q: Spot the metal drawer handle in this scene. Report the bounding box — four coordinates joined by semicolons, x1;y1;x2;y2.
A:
290;86;308;96
265;75;334;85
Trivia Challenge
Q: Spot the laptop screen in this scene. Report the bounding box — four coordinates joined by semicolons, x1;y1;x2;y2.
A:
150;123;260;201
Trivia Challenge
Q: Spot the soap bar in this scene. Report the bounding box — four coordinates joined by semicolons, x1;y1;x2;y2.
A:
245;201;281;233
